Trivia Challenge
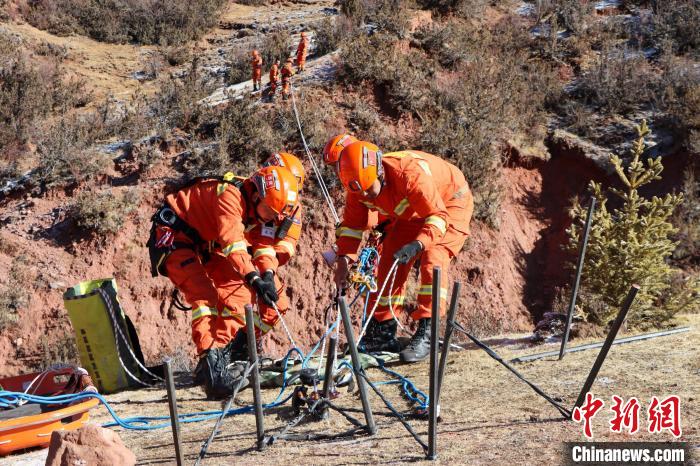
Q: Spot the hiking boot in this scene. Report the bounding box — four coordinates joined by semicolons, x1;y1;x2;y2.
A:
222;328;266;363
201;347;249;400
399;318;431;363
358;318;401;354
193;354;208;386
221;331;248;363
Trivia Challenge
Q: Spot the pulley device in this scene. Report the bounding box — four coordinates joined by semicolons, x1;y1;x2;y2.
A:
348;227;385;292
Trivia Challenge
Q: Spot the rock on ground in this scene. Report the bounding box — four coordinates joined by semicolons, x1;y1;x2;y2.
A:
44;424;136;466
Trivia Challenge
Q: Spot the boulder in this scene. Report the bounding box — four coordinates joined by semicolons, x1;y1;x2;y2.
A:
45;424;136;466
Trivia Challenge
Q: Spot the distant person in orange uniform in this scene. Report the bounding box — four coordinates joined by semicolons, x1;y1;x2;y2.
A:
147;166;300;398
251;49;263;91
269;61;279;98
296;32;309;72
331;140;474;362
281;58;294;99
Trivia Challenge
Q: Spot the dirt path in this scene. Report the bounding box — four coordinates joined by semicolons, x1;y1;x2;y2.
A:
59;313;698;465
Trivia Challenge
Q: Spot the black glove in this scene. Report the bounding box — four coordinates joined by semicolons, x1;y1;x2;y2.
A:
393;240;423;265
245;271;278;307
262;270;275;285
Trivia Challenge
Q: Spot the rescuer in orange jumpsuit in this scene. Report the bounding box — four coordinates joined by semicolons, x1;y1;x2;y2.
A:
251;49;263;91
147;166;300;398
281;58;294;99
296;32;309;72
332;140;474;362
242;152;305;334
269;61;279;98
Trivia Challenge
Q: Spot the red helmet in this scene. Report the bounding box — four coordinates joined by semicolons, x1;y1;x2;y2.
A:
323;134;358;165
248;166;299;216
337;140;383;193
263;152;305;188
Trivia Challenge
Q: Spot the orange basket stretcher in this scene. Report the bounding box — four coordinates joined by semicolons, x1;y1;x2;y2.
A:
0;367;99;456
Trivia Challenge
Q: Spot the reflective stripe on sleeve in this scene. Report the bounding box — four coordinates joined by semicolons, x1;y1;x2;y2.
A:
276;240;296;256
337;226;364;240
222;241;248;256
253;247;276;259
394;198;410;216
425;215;447;235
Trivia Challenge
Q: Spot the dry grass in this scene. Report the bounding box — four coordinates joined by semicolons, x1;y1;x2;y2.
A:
23;0;228;46
73;314;700;465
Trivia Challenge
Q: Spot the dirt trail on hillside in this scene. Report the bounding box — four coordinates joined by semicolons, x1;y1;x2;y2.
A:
1;0;333;101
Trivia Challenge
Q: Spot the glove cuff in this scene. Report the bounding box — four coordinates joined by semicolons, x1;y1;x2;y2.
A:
245;271;260;286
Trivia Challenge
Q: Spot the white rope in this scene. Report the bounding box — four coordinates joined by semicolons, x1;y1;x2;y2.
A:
98;288;165;387
356;259;400;346
289;84;340;224
316;303;340;372
385;265;410;335
270;301;298;349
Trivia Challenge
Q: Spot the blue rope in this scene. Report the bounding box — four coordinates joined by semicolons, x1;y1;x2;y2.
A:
0;347;304;431
337;358;428;411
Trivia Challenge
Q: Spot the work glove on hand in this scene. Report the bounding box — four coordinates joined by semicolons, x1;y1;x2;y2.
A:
393;240;423;265
262;270;275;286
246;271;278;307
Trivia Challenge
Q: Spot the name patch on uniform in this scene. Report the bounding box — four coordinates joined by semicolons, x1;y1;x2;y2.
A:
261;225;277;238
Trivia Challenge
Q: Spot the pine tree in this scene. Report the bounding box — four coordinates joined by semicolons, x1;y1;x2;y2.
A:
567;120;698;328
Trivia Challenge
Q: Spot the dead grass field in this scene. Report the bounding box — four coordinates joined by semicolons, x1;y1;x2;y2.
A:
71;313;700;465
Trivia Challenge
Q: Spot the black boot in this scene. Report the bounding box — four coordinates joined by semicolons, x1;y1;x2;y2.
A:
200;347;249;400
358;318;401;354
193;354;208;386
222;328;266;364
221;330;248;363
399;318;431;363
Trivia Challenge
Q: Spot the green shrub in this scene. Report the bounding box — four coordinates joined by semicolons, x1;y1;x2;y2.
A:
567;121;699;328
71;188;140;236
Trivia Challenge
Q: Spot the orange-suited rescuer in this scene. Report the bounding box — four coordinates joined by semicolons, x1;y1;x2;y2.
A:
147;165;301;399
331;139;474;362
296;31;309;72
